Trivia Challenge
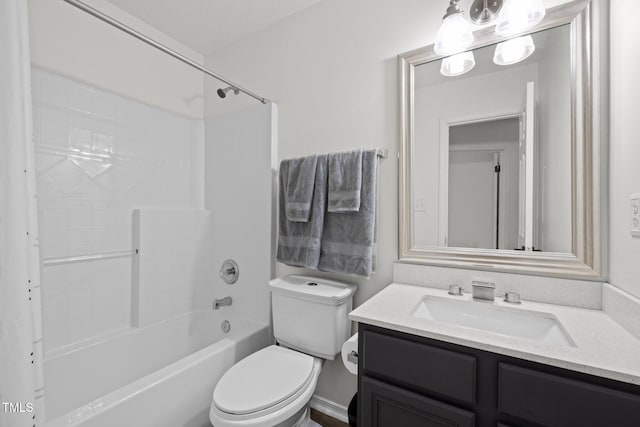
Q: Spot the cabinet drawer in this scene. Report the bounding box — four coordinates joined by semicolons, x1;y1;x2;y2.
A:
361;375;475;427
499;363;640;426
362;330;476;405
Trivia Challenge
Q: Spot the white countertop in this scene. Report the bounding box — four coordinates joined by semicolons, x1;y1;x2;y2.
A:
349;283;640;385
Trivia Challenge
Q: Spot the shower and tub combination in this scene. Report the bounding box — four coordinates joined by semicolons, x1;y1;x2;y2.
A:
1;0;276;426
45;313;270;426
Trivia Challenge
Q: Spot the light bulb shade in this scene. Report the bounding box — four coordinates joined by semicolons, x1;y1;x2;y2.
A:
434;13;475;55
441;51;476;76
495;0;546;35
493;35;536;65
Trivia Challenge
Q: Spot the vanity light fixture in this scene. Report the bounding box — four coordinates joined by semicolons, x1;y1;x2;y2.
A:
434;0;475;56
494;0;546;35
492;0;545;66
441;51;476;76
493;34;536;65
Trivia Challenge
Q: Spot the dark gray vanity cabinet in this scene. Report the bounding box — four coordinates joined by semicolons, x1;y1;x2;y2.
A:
358;324;640;427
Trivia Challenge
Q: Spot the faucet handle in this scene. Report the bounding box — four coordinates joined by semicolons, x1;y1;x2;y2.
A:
448;284;463;296
504;292;522;304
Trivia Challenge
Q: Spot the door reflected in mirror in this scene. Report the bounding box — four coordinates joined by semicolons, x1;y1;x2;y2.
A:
448;117;520;250
412;24;571;254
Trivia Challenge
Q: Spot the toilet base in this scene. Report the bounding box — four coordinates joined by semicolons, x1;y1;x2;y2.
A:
293;404;320;427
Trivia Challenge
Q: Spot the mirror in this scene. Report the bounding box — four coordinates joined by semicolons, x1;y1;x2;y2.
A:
413;24;571;252
399;0;603;278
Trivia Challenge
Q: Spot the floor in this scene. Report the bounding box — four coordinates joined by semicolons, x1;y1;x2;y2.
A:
310;408;349;427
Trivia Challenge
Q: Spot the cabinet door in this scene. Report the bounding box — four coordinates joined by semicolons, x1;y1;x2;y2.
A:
361;375;475;427
362;330;477;404
499;363;640;426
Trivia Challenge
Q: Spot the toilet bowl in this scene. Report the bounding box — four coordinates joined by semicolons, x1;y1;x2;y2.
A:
209;346;322;427
209;275;356;427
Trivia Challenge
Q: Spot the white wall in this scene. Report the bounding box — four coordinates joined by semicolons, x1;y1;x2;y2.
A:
28;0;204;118
204;0;578;409
610;0;640;298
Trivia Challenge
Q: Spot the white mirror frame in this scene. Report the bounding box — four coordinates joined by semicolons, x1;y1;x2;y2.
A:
398;0;604;279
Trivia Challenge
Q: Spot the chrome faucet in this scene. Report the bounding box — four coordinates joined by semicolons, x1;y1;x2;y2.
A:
472;280;495;301
213;296;233;310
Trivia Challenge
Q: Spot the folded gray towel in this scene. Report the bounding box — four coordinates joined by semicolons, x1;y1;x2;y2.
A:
327;149;363;213
285;155;318;222
319;149;377;277
277;155;327;268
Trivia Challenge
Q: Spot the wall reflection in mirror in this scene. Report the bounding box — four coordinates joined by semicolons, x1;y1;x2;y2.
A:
412;24;571;253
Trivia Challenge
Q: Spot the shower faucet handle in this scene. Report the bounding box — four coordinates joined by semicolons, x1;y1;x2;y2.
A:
219;259;239;284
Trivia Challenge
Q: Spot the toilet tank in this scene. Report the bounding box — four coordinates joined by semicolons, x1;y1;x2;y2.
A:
269;275;356;360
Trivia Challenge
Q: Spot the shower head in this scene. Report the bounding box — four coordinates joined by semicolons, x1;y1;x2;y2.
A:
217;86;240;99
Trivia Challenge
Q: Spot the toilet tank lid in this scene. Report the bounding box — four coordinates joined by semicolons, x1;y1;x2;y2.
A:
269;275;356;305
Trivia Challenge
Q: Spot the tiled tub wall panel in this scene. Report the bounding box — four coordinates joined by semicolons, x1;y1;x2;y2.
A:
32;67;205;352
41;258;132;352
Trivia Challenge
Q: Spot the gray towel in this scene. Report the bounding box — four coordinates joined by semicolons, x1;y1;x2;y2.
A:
327;149;363;212
277;155;327;269
319;149;377;277
285;155;318;222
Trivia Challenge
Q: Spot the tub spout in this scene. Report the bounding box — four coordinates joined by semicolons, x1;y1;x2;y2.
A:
213;296;232;310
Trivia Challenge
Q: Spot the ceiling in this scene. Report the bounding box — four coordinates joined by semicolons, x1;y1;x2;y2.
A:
105;0;325;55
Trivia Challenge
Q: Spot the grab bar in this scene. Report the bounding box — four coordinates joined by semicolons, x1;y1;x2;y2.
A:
42;249;138;266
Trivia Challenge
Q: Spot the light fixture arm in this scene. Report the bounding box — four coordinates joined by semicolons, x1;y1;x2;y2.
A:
469;0;504;24
443;0;463;19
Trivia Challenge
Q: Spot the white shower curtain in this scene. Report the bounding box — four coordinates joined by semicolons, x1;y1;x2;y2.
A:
0;0;45;426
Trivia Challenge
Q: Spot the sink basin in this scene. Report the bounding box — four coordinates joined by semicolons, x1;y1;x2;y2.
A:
411;296;575;347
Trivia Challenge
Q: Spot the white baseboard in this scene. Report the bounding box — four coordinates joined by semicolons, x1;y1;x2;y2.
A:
310;394;349;424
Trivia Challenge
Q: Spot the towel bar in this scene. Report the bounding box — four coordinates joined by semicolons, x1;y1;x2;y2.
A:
42;249;138;266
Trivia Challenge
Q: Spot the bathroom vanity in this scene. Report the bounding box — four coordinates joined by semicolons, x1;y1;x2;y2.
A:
350;284;640;427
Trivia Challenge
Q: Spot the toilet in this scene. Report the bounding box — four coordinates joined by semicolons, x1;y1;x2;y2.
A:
209;275;356;427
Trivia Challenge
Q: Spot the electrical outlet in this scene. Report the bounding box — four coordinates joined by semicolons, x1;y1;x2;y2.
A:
415;198;426;212
631;193;640;237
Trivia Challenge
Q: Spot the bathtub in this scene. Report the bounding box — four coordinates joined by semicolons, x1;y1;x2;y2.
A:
44;311;271;427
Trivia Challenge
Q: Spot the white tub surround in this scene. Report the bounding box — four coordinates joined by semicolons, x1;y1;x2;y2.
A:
350;283;640;386
132;209;213;326
33;67;206;353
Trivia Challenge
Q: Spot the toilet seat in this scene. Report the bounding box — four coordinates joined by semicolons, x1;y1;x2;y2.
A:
210;345;323;427
214;345;314;415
